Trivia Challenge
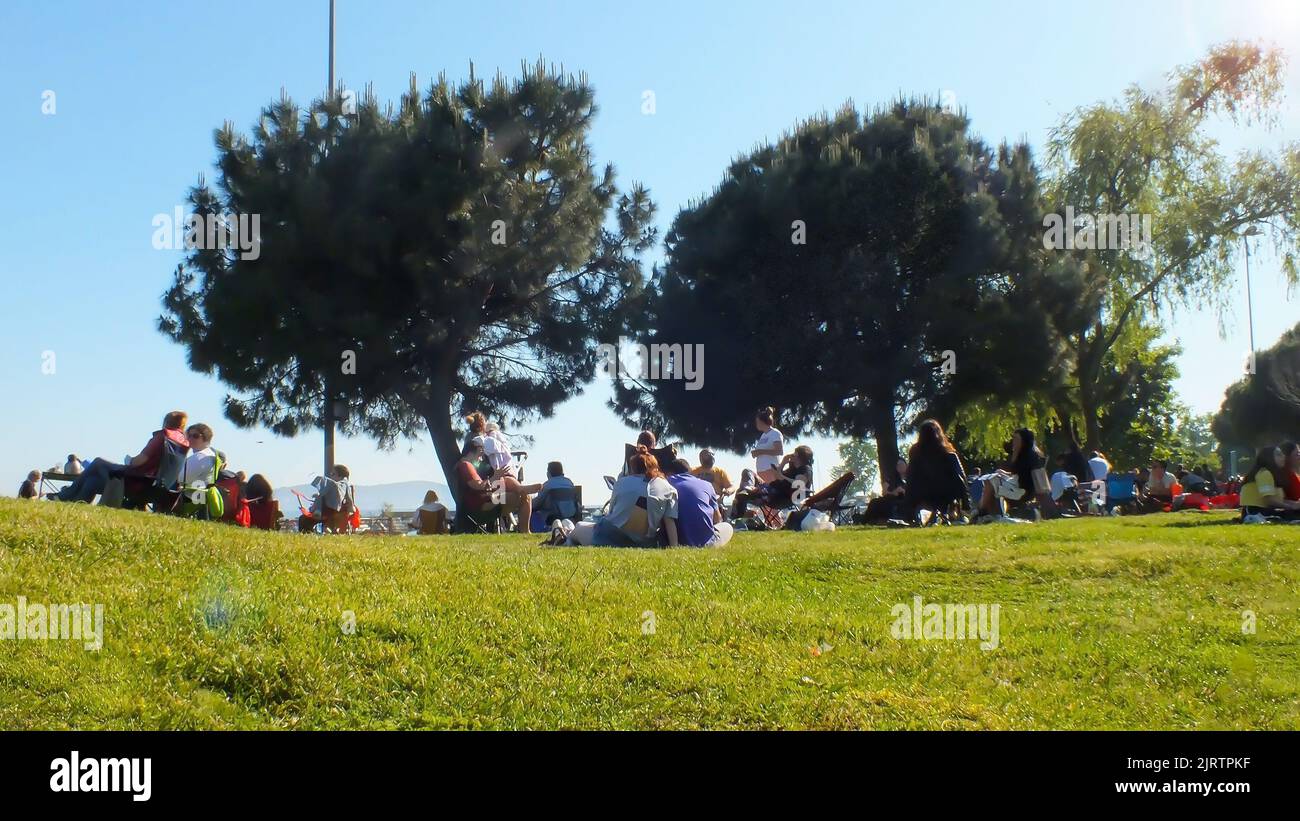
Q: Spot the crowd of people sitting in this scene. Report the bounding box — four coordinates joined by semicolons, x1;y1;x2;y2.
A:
16;405;1300;541
20;410;283;529
860;420;1300;525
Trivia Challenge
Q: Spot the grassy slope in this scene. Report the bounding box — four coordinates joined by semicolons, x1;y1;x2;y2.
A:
1;498;1297;730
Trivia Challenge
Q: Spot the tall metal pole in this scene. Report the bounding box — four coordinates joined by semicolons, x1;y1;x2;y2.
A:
1244;236;1256;359
323;0;337;477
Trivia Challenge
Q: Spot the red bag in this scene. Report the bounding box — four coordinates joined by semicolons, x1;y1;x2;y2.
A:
349;507;361;530
1208;493;1239;509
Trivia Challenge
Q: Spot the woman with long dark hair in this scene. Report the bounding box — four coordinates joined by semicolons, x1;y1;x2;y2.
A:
904;419;968;523
975;428;1043;520
1278;442;1300;505
1239;445;1300;521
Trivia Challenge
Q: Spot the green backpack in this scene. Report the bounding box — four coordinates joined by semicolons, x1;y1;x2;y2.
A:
182;453;225;520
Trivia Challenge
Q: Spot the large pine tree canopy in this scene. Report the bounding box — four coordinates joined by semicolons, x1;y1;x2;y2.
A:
611;100;1085;482
160;61;656;488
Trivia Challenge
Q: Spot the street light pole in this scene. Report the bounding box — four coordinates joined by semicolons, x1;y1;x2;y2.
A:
323;0;337;477
1243;226;1261;373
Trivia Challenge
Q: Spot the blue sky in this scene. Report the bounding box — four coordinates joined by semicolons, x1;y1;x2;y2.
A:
2;0;1298;499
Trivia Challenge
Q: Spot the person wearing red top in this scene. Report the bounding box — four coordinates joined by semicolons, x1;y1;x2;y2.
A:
454;438;497;515
1281;441;1300;502
53;411;190;502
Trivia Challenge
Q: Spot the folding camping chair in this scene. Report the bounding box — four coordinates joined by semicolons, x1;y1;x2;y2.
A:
122;436;189;512
247;497;281;530
293;487;357;534
786;472;856;529
1102;473;1138;514
453;505;504;534
754;483;799;530
621;443;679;475
1029;467;1061;520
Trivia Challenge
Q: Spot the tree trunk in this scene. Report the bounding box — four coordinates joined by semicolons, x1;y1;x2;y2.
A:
1074;331;1106;452
1079;384;1101;452
414;376;464;505
871;399;900;490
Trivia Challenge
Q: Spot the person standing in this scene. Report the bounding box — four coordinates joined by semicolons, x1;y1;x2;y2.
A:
750;407;784;483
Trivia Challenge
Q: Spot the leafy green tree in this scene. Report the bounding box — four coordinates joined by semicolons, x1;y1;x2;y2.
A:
160;63;656;492
952;322;1183;469
833;438;879;498
1044;41;1300;448
1213;321;1300;453
613;100;1080;486
1164;411;1220;470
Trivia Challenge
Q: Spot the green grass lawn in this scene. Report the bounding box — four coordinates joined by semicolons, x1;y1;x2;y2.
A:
1;498;1297;729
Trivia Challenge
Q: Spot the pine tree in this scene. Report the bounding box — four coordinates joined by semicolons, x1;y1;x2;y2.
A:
160;62;656;494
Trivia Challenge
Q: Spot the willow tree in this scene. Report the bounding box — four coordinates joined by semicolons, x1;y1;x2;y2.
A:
160;62;656;492
1044;41;1300;448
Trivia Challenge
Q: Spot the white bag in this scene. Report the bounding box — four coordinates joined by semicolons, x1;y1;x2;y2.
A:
800;509;835;532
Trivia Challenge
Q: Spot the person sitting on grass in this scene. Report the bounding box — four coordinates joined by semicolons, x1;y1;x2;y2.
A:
19;470;41;499
533;461;579;525
53;411;190;503
570;446;679;547
1049;453;1082;514
667;458;734;547
1137;458;1177;513
453;437;503;530
1278;442;1300;505
1178;465;1210;494
63;455;83;475
242;473;279;530
178;424;218;487
975;428;1043;522
1239;445;1300;522
903;420;968;525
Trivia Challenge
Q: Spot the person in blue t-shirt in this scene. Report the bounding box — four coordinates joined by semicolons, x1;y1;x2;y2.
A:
666;459;734;547
534;461;579;524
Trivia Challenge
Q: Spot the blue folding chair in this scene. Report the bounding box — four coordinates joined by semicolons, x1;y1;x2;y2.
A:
1104;474;1137;512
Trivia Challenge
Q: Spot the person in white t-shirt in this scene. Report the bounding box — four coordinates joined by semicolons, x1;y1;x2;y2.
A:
750;406;784;483
180;423;218;486
1087;451;1110;482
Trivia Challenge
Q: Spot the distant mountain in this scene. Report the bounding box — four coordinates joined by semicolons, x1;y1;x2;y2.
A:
275;480;452;516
